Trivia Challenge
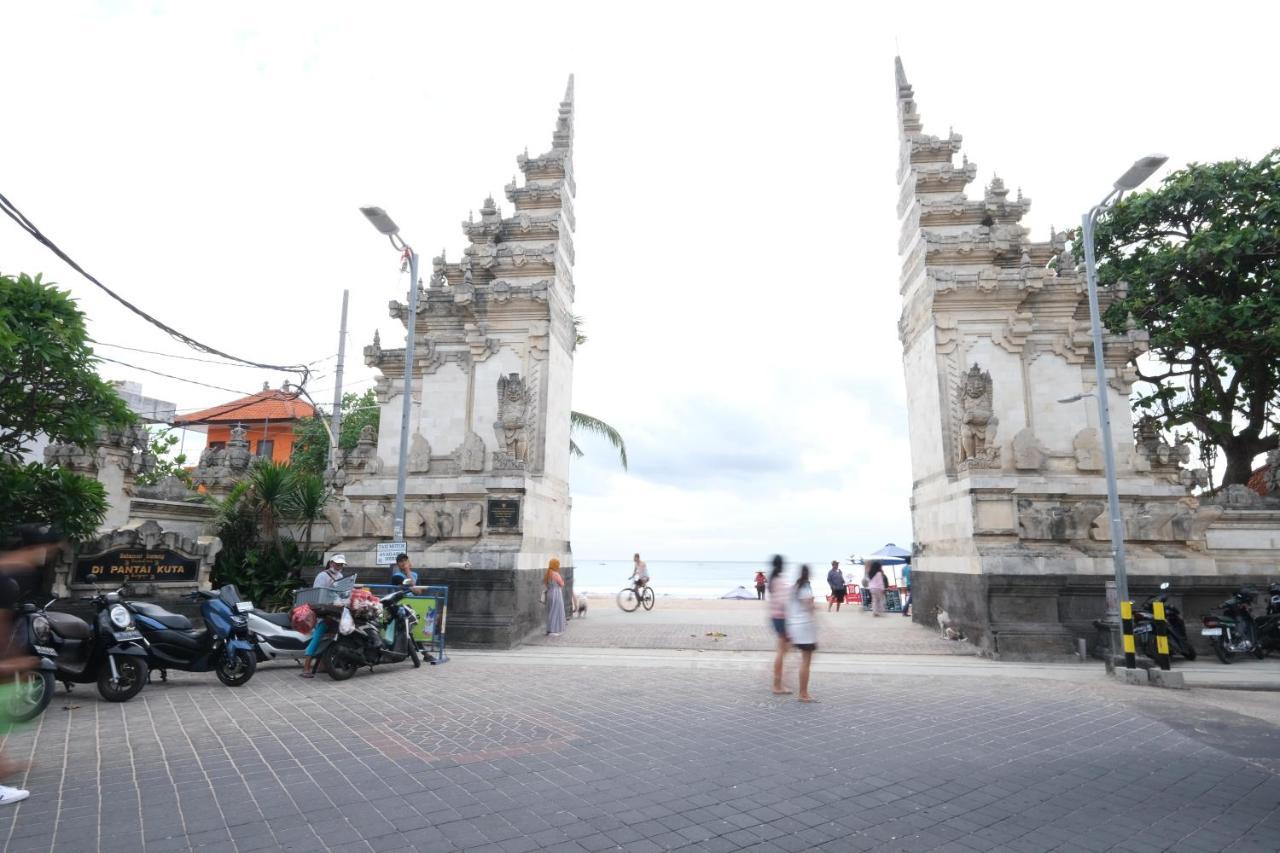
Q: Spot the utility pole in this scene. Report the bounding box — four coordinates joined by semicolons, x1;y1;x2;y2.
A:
328;289;349;471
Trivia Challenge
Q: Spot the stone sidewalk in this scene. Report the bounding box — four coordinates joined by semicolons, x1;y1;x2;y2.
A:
525;597;977;655
1;652;1278;852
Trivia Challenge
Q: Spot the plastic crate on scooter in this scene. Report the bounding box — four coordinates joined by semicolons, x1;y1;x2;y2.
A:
293;574;357;608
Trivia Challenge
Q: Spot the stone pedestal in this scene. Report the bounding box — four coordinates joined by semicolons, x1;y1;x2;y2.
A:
326;79;579;647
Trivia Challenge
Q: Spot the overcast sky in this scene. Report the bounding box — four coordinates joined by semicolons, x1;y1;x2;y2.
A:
3;1;1278;563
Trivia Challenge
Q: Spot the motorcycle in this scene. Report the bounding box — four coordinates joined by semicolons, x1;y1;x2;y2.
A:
1132;582;1197;662
37;575;150;702
1253;581;1280;657
5;600;62;721
1201;587;1265;664
319;581;424;680
221;595;311;664
124;585;258;686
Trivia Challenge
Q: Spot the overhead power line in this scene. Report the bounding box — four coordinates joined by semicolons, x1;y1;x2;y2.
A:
97;357;253;396
0;189;311;386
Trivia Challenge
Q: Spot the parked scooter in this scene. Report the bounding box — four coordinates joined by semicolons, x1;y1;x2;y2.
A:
6;600;63;721
39;575;150;702
1201;587;1265;664
124;586;258;686
1132;582;1197;662
1253;581;1280;657
319;581;423;680
207;592;311;664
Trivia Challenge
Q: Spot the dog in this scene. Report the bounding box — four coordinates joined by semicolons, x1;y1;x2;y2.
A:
574;594;588;618
934;606;966;641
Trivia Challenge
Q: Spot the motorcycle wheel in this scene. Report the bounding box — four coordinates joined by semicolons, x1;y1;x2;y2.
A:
1141;635;1158;661
1212;637;1232;665
98;656;146;702
1252;642;1266;660
324;643;357;681
1182;640;1197;661
6;670;55;723
215;649;257;687
409;640;422;669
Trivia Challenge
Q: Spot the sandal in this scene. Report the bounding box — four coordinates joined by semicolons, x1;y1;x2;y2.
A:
298;672;314;679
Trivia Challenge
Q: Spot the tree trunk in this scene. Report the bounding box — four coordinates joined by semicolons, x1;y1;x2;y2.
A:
1221;443;1260;487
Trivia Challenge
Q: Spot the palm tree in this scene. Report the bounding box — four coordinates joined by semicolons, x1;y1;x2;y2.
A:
242;460;296;556
570;411;628;470
284;471;329;558
569;315;628;470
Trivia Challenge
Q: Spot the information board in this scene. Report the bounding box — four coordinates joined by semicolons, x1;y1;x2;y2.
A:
74;548;200;584
375;541;408;566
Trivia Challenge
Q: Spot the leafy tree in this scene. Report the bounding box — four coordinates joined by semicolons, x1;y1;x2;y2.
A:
0;273;133;462
135;427;192;487
290;388;380;476
1092;149;1280;487
0;272;132;542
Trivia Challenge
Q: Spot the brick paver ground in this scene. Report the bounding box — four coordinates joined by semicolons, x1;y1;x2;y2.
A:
526;598;977;655
1;654;1277;853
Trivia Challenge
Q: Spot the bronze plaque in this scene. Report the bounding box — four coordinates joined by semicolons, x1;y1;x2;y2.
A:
487;498;521;530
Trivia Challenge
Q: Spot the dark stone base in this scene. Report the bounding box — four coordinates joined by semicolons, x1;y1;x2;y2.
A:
911;570;1274;661
417;564;574;649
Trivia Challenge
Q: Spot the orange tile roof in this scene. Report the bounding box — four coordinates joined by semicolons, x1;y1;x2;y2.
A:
173;389;316;426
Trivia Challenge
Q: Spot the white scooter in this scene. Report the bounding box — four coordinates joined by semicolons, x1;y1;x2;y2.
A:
246;607;311;662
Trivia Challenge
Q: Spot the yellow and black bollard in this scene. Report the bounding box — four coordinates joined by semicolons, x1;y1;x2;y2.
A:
1120;600;1137;669
1152;601;1172;671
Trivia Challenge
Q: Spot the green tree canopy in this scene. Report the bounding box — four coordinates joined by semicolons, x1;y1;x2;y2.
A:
0;272;133;462
0;272;132;542
1093;149;1280;487
290;388;380;476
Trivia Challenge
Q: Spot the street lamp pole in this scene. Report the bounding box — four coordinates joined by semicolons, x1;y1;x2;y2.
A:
360;206;419;541
1079;154;1167;662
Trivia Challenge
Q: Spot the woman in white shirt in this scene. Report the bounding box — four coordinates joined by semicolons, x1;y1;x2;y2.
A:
785;564;818;703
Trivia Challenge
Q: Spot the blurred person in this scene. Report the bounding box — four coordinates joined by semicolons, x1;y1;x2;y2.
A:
865;560;888;617
767;555;791;694
544;558;566;636
787;564;818;703
900;562;912;617
753;570;766;601
0;524;65;805
826;560;846;612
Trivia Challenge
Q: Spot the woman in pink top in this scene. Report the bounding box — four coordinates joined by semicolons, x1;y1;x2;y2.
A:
865;560;888;617
766;555;792;694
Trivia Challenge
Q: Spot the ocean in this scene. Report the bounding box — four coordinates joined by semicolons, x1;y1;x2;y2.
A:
570;559;860;599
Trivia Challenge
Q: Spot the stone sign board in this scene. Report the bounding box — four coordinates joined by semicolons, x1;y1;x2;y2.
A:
74;548;199;584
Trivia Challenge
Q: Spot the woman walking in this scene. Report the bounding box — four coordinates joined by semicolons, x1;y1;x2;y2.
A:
544;558;566;636
754;570;767;601
865;560;887;617
766;555;791;694
786;565;818;702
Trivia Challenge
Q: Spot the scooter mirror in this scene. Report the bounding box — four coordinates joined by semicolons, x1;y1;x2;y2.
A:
1160;582;1170;590
401;578;414;588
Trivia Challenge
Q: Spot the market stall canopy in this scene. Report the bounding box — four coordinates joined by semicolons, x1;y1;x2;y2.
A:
721;586;757;600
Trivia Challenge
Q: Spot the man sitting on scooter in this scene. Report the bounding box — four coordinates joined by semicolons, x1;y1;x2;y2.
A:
300;555;347;678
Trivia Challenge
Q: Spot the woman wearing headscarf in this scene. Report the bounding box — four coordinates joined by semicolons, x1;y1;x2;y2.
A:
544;558;566;636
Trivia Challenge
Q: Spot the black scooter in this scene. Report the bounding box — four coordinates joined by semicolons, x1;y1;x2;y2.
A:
1132;582;1197;662
38;575;150;702
1253;582;1280;657
319;581;423;680
1202;588;1265;664
6;600;61;721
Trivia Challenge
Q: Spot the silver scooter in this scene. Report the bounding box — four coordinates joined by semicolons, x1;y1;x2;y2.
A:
195;587;312;663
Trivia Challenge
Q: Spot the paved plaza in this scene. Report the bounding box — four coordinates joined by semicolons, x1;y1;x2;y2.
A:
2;648;1278;853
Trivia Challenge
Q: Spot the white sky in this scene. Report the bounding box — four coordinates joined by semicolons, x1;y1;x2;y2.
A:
2;1;1278;563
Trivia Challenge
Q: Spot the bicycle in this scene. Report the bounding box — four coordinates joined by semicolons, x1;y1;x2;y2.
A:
617;583;655;612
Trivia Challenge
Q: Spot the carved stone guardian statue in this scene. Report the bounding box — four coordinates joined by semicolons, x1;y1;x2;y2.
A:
958;363;999;469
494;373;532;467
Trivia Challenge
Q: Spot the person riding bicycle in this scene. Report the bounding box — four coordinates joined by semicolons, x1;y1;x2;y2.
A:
630;553;650;591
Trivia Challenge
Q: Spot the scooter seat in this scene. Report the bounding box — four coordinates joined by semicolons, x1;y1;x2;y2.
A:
130;601;193;631
46;610;91;640
254;610;293;629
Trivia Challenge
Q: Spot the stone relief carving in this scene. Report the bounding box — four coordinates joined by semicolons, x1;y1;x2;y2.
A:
1017;500;1104;541
407;434;432;474
434;507;455;539
454;432;487;473
458;503;483;538
957;364;999;469
1073;428;1104;472
191;424;254;492
1011;428;1047;471
361;501;395;538
493;373;532;468
133;475;199;502
344;425;381;476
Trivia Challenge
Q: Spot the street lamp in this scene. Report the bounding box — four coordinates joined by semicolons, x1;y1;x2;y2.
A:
1079;154;1167;658
360;206;420;541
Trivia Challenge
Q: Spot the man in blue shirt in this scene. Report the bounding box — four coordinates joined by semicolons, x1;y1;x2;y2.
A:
901;563;912;617
391;553;418;586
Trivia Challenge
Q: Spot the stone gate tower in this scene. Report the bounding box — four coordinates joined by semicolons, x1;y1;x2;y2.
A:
893;59;1230;658
326;78;578;646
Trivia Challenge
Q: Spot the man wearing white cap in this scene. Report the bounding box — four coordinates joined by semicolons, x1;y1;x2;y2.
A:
301;555;347;677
